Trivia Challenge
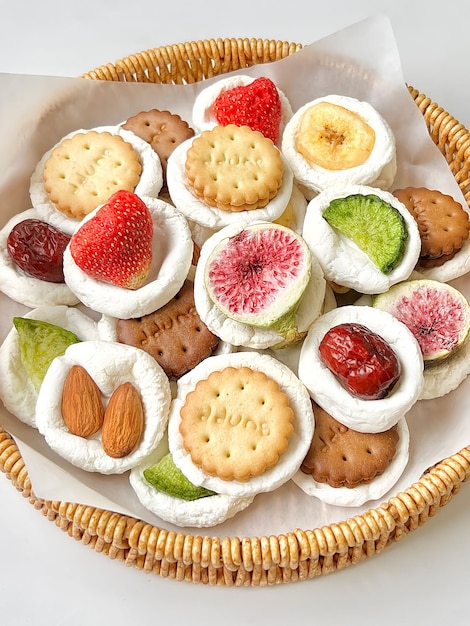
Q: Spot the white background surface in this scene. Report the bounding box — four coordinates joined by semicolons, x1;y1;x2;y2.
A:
1;1;469;624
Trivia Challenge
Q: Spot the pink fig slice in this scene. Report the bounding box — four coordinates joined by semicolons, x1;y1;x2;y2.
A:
372;279;470;363
204;222;312;343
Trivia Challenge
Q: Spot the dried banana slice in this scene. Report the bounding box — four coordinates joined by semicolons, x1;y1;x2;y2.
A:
296;101;376;170
282;95;396;193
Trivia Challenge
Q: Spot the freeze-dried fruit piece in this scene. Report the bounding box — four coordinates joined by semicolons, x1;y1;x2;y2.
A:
322;193;407;273
14;317;81;391
318;322;401;400
143;453;216;501
296;101;375;170
7;219;70;283
204;222;311;344
70;190;153;289
213;77;282;143
373;279;470;362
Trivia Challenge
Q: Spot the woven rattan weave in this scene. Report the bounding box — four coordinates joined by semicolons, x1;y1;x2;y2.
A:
1;38;470;587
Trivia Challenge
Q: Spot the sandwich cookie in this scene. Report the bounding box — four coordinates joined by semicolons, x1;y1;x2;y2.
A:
168;351;315;498
30;125;163;235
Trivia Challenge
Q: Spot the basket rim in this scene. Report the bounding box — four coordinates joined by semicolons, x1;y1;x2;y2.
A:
1;38;470;587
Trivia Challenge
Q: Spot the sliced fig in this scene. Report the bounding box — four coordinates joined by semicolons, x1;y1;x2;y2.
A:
372;279;470;363
204;222;312;343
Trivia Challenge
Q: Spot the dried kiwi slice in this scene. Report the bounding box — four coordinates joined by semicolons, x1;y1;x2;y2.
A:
143;453;216;501
322;193;408;273
14;317;81;391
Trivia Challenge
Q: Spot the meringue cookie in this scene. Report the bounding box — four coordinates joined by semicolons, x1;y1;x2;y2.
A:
193;221;326;350
0;305;99;427
191;74;293;145
282;94;397;193
168;351;315;498
298;305;424;433
272;183;308;234
302;185;421;294
30;126;163;235
165;136;294;230
35;340;171;474
0;209;79;308
413;237;470;283
63;196;193;319
292;417;409;506
419;336;470;400
129;436;254;528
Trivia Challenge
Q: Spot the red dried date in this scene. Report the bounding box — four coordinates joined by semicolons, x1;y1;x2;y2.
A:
318;322;401;400
7;219;71;283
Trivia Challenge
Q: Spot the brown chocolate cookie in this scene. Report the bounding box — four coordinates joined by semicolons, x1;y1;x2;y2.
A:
393;186;470;268
116;279;219;378
122;109;194;181
301;402;399;488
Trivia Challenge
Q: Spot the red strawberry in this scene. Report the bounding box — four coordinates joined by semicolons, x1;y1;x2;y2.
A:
212;77;282;143
70;190;153;290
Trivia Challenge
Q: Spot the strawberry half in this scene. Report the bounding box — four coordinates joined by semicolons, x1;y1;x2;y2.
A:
70;190;153;290
212;77;282;143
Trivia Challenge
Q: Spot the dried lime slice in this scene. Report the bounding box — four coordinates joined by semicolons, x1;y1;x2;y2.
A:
322;194;408;273
143;453;216;501
14;317;81;391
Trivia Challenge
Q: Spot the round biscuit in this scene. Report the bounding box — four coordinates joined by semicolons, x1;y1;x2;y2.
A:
292;417;409;507
168;351;315;498
185;125;283;211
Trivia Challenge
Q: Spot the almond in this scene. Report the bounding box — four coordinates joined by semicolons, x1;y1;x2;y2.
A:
101;382;144;458
61;365;104;438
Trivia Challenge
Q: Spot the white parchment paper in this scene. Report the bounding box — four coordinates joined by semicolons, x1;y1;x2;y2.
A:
1;14;469;537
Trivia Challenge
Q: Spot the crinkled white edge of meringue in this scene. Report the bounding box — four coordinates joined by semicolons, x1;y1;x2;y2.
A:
291;417;409;507
419;334;470;400
0;306;99;428
29;125;163;235
301;185;421;294
193;221;327;350
168;351;315;498
165;136;294;230
298;305;424;433
129;435;254;528
191;74;293;146
97;276;235;370
0;208;79;308
35;340;171;474
187;183;308;249
281;94;396;193
63;196;193;319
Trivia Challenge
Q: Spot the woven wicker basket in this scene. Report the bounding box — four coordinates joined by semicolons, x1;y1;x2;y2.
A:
1;38;470;587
